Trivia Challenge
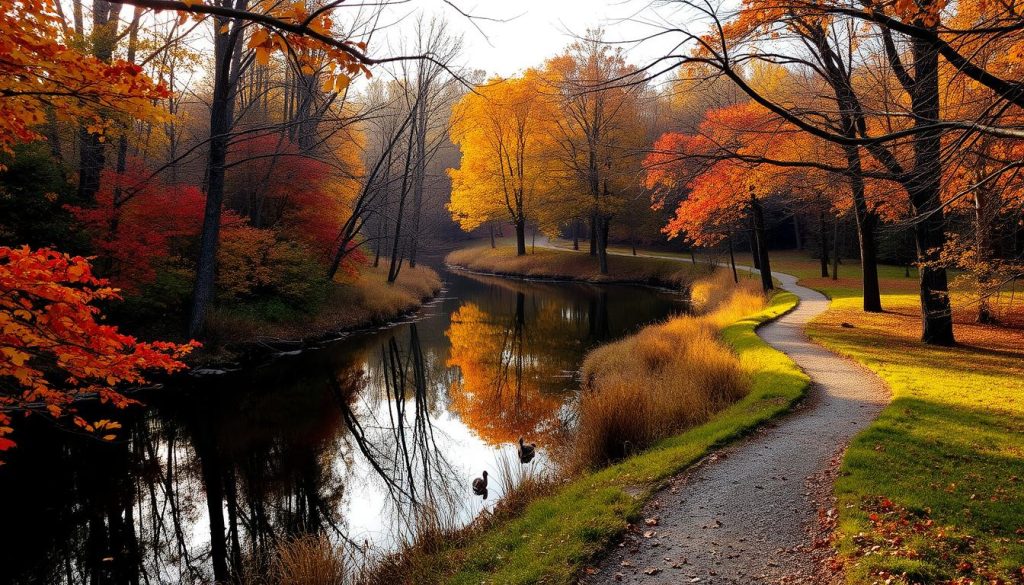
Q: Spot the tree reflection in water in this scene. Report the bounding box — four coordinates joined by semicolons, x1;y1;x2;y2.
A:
0;270;688;584
446;288;586;447
333;324;463;550
0;324;459;585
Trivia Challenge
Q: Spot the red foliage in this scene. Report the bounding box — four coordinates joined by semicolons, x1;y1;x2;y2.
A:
68;162;207;290
226;134;356;254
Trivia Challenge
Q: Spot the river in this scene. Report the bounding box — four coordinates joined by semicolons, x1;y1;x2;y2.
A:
0;266;689;584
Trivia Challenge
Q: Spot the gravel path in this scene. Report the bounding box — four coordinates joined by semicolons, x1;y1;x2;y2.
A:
582;266;889;585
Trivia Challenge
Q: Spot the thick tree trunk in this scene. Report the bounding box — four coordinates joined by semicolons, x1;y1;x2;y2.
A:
750;195;774;292
188;7;244;338
909;33;955;345
843;146;883;311
489;223;496;249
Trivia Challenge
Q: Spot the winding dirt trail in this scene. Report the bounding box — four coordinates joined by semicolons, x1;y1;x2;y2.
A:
582;262;889;584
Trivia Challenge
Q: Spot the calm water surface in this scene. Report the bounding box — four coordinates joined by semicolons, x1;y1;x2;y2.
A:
0;267;688;584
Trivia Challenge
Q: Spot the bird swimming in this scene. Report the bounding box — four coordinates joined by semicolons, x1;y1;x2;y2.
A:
518;437;536;464
472;470;488;497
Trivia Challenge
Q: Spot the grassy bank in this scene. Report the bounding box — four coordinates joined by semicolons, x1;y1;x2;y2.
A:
757;252;1024;583
445;242;713;288
575;271;766;468
203;264;441;352
366;245;809;583
435;291;805;584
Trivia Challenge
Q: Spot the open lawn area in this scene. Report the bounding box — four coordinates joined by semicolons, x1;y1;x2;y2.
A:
768;252;1024;583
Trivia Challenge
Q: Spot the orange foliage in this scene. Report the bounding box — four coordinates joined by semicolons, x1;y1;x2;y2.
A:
0;246;197;455
445;302;564;446
0;0;169;157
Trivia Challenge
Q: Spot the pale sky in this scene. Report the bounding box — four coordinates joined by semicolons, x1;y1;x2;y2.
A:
379;0;694;79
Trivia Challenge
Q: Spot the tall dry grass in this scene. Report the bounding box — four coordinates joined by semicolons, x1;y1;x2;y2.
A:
206;264;441;343
272;534;352;585
573;272;765;468
445;245;712;289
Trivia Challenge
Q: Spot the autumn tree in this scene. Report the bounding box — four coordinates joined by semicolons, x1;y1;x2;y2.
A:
543;32;646;273
0;0;169;159
448;71;560;255
639;0;1024;343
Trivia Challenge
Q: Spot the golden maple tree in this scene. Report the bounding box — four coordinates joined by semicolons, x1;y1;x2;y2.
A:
448;71;561;255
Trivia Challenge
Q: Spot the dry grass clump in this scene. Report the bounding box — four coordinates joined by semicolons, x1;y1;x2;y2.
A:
272;534;352;585
206;264;441;344
689;269;766;324
445;245;711;289
573;276;766;468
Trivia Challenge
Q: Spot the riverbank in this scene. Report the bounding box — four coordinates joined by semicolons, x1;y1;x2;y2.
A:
445;242;713;289
758;253;1024;583
364;244;808;583
195;264;442;366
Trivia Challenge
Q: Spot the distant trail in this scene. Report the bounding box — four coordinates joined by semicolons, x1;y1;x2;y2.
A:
580;252;890;584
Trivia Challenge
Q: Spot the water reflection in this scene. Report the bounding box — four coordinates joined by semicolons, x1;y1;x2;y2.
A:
0;268;687;584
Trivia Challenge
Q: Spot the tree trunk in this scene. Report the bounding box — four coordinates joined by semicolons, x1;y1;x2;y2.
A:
831;218;840;281
77;0;121;202
727;232;738;284
597;216;609;275
589;212;598;256
515;218;527;256
819;209;830;278
188;7;245;338
974;183;998;323
388;113;418;283
750;194;774;292
747;213;761;270
843;146;883;311
572;218;579;251
489;223;496;249
909;33;955;345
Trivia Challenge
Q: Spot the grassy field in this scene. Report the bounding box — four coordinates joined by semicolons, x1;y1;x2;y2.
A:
754;251;1024;583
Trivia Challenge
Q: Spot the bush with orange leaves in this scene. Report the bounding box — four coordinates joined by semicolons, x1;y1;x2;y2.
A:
0;246;198;456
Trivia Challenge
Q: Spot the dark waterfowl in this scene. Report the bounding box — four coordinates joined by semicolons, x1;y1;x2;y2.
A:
518;436;536;464
472;470;488;496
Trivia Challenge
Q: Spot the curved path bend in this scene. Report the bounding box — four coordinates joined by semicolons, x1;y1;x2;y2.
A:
583;264;889;584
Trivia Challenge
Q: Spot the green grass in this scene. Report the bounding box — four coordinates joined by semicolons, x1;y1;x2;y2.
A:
745;252;1024;583
440;291;808;584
